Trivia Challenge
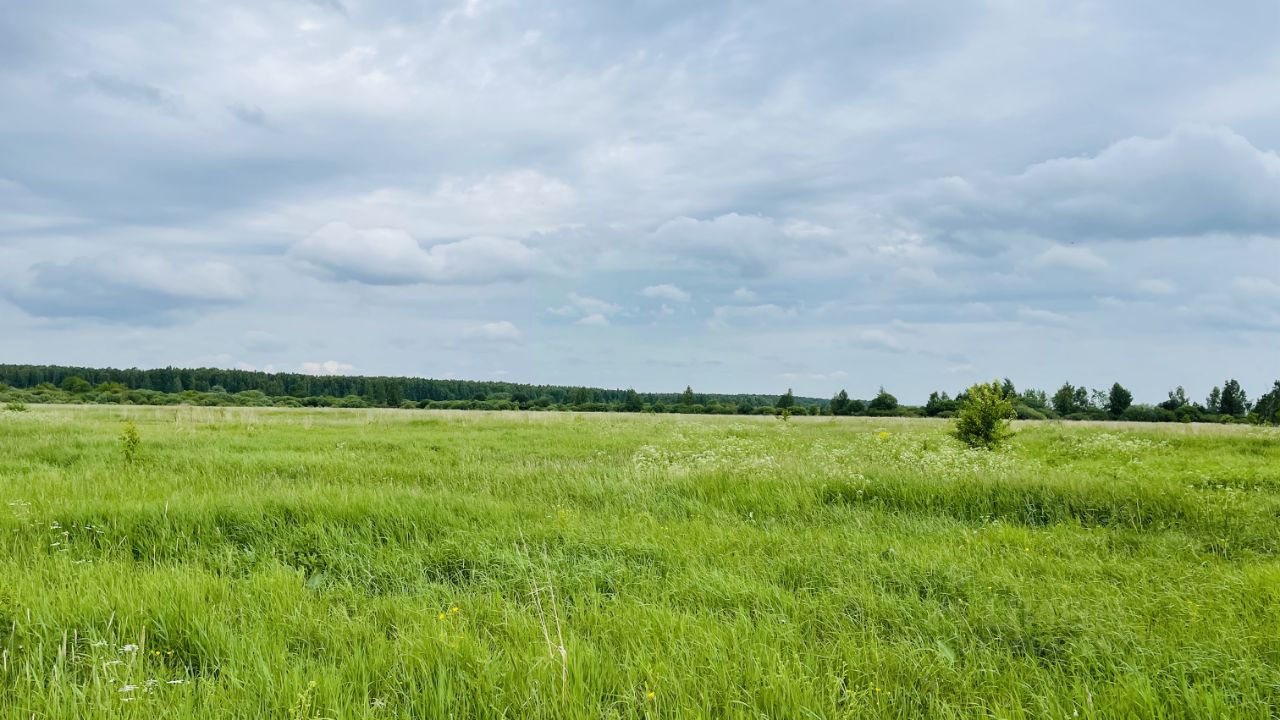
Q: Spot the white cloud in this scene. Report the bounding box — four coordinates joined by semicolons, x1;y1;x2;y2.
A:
641;283;691;302
856;329;904;352
780;370;849;382
781;219;835;238
1017;306;1070;326
291;222;539;285
732;287;758;301
548;292;621;318
300;360;354;375
576;313;609;326
708;303;795;328
466;320;522;342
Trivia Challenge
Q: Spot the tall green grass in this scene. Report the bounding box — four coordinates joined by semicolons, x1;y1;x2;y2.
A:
1;406;1277;718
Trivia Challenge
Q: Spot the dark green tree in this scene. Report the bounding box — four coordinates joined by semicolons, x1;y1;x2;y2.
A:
1160;386;1189;411
1253;381;1280;425
1075;386;1093;411
681;385;696;405
868;387;898;412
830;389;851;416
1206;386;1222;414
1107;383;1133;417
1051;383;1078;415
1019;389;1048;410
777;388;795;409
622;389;643;412
1220;379;1249;417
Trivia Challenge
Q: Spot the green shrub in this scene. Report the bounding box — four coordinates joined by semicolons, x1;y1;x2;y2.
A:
952;380;1016;449
4;400;27;412
119;421;141;463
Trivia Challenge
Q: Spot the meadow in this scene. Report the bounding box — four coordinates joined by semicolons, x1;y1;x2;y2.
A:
1;405;1278;719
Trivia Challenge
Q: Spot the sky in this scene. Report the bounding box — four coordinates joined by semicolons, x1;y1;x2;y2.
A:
2;0;1278;403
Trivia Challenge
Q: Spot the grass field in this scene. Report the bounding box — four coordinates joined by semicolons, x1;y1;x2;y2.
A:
1;406;1278;718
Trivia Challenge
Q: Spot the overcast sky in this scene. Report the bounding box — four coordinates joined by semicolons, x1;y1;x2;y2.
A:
2;1;1278;402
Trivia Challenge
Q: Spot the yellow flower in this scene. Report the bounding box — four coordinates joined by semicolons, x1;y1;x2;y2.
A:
450;607;460;614
645;690;655;701
877;431;889;440
438;612;446;621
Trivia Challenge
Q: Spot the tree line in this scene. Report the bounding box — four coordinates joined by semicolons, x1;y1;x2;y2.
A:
1;364;1277;424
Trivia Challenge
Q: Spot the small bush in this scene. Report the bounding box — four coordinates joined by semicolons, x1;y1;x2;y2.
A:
4;401;27;412
119;421;141;463
952;380;1016;449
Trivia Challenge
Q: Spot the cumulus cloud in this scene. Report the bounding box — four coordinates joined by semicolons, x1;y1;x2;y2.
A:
548;293;621;319
641;284;690;302
291;222;539;285
708;303;795;328
576;313;610;327
905;126;1280;248
466;320;522;342
4;255;247;320
300;360;354;375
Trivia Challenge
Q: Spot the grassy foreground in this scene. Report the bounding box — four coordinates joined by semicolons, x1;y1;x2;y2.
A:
1;406;1278;718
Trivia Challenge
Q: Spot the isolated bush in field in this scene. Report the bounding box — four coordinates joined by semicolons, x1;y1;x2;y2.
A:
952;380;1015;449
119;421;141;463
4;401;27;412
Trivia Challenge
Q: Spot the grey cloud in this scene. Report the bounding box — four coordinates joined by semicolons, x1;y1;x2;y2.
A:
60;72;182;114
904;126;1280;248
290;222;540;285
306;0;347;16
649;214;846;275
5;255;247;321
228;103;269;128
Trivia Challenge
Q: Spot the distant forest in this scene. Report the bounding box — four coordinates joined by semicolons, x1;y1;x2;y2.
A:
2;364;1278;425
